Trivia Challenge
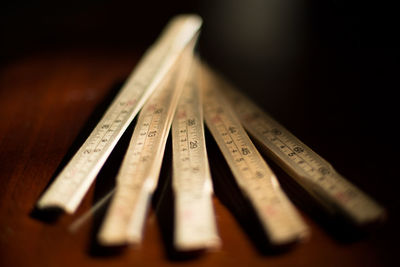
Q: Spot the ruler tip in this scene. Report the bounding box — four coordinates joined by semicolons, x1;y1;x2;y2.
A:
97;234;142;247
36;200;67;214
357;207;388;229
174;13;202;22
174;237;222;252
268;228;310;248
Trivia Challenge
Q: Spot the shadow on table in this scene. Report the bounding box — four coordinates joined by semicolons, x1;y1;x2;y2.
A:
30;80;125;224
266;158;373;244
86;130;208;260
86;111;137;258
205;122;373;246
204;129;299;255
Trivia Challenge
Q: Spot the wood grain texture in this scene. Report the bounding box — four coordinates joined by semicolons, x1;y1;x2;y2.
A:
0;49;397;267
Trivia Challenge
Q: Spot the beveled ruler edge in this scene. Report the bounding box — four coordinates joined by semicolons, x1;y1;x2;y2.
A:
171;58;221;251
200;61;309;246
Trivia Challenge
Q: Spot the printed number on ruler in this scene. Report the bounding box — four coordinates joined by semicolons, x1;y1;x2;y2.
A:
217;69;385;226
201;63;309;246
37;15;202;213
97;43;195;246
172;60;220;251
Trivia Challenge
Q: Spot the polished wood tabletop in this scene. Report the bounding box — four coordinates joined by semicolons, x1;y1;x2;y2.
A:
0;48;398;267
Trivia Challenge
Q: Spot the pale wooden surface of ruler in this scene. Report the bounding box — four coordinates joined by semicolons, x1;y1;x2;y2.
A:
36;15;202;213
200;63;309;246
172;60;220;251
97;41;195;246
217;71;385;226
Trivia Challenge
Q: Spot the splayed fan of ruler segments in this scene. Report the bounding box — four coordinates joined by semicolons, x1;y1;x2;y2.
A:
201;64;309;246
214;67;386;227
36;15;202;213
36;14;385;253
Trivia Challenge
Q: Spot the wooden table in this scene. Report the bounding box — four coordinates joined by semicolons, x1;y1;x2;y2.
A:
0;48;397;267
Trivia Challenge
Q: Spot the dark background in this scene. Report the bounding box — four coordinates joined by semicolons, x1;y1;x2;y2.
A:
0;1;399;265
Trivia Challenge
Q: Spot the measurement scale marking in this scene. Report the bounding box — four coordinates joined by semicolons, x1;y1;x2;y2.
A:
271;135;315;172
200;63;309;245
216;71;385;226
36;15;202;213
98;42;196;246
172;61;220;251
